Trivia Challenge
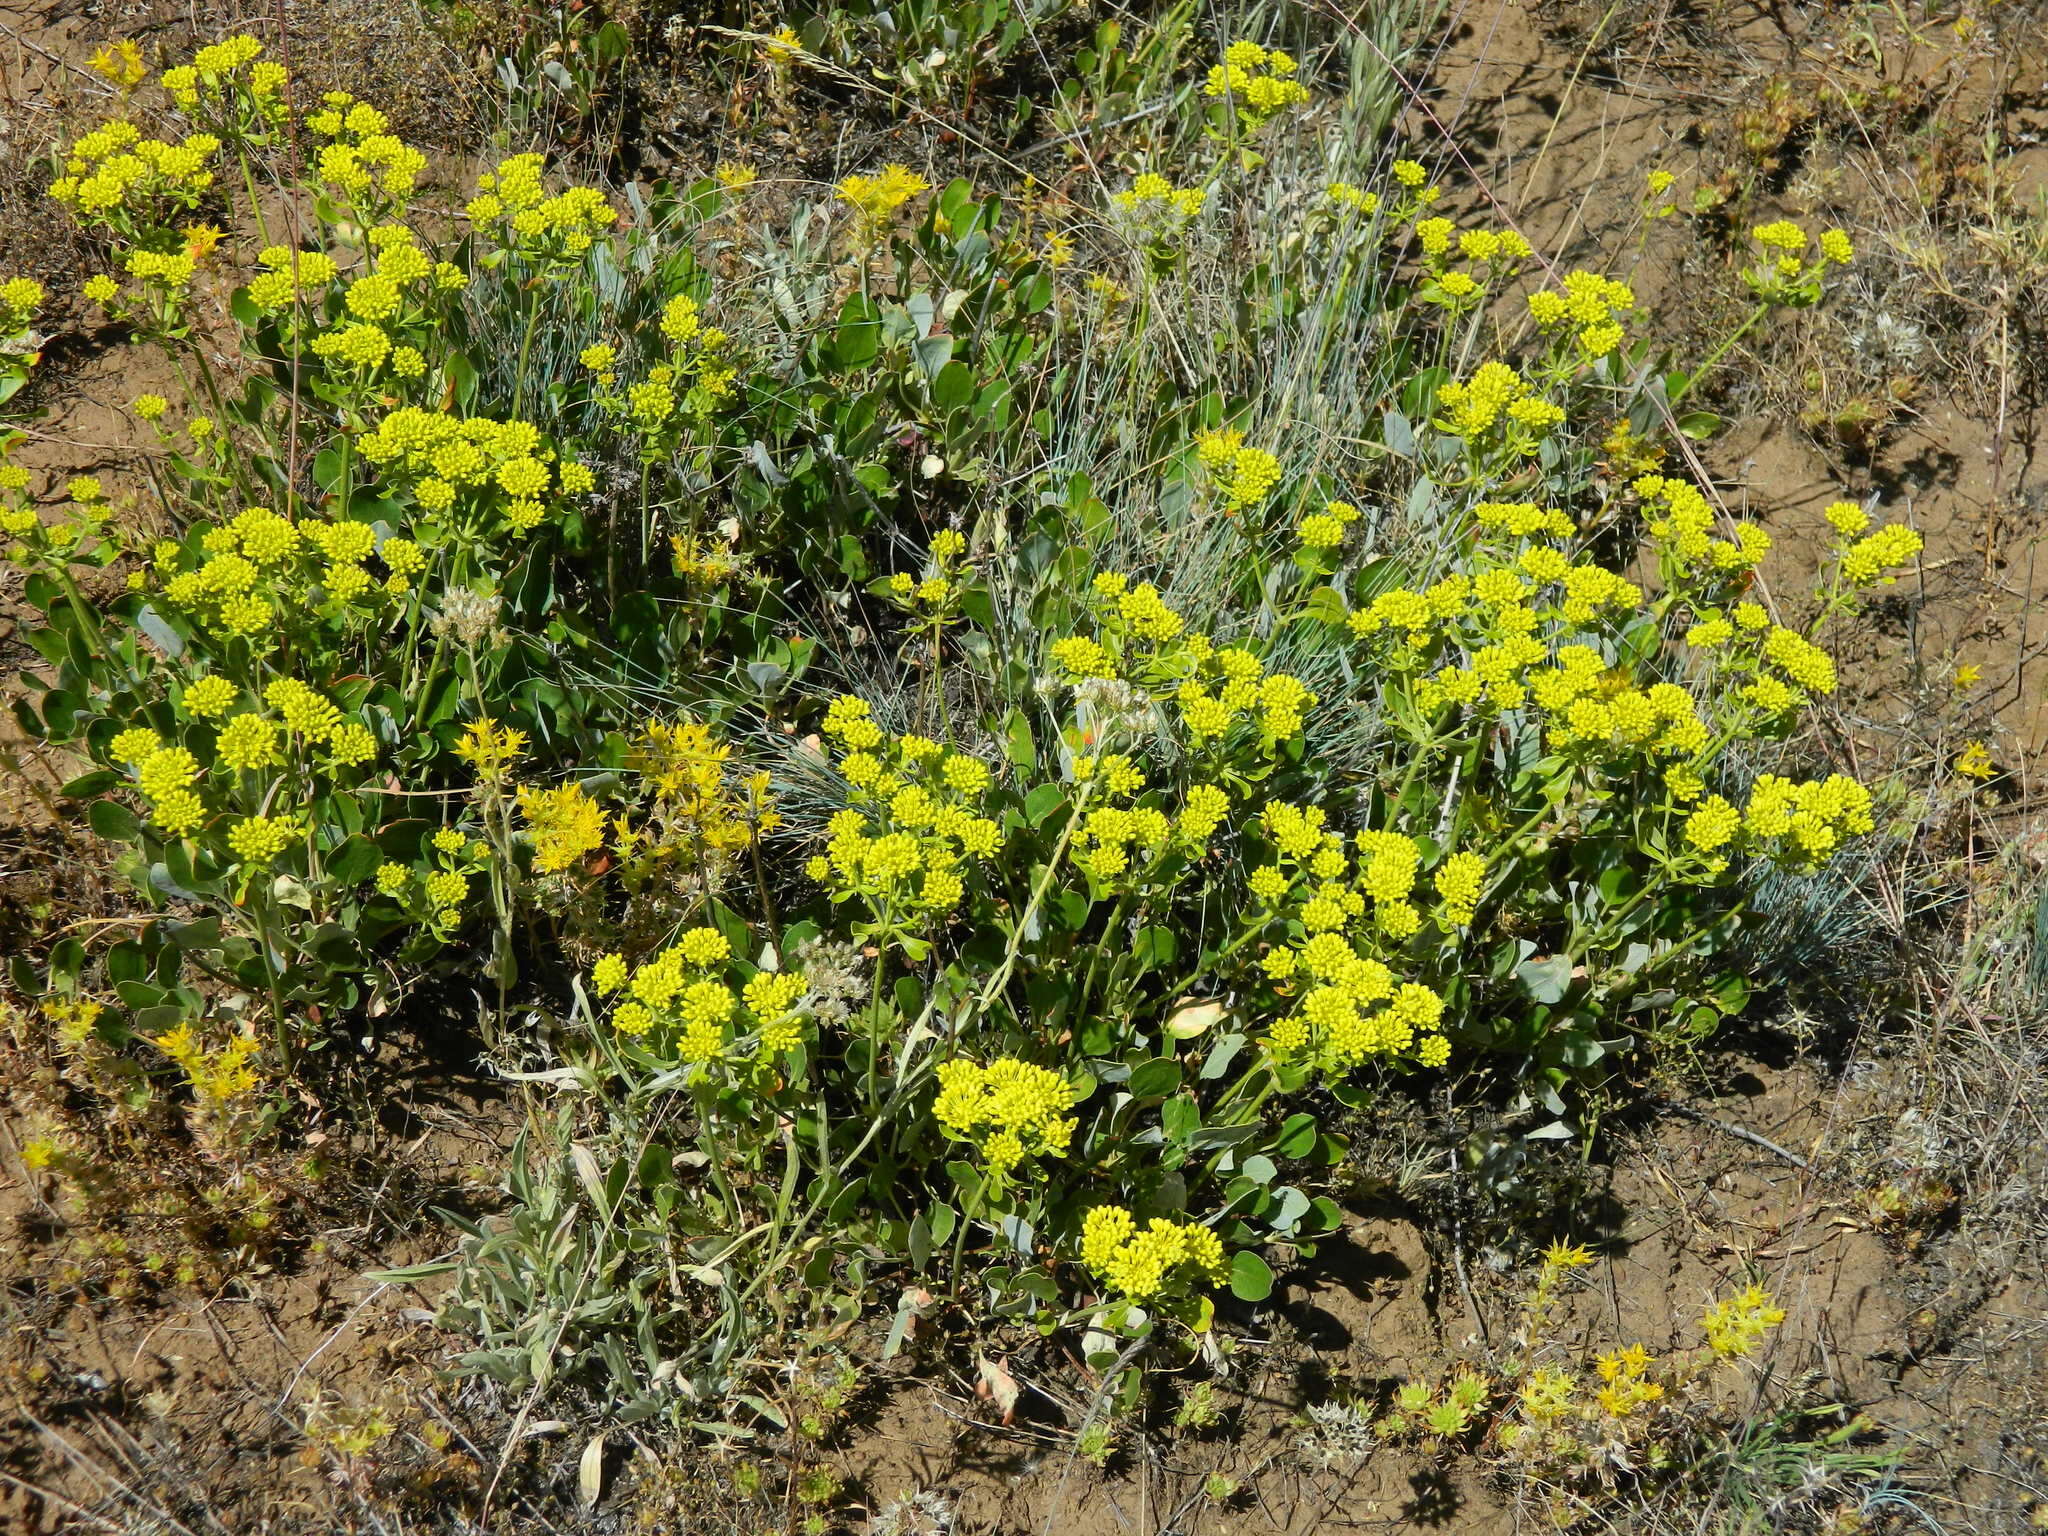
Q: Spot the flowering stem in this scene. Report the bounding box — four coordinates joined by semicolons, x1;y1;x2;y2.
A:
511;284;544;421
1387;710;1451;823
237;152;271;250
174;350;256;509
51;565;117;684
960;781;1096;1029
1670;301;1770;409
948;1168;984;1296
409;631;450;731
249;899;295;1076
633;458;651;591
1163;921;1263;1011
863;934;890;1113
1073;889;1133;1043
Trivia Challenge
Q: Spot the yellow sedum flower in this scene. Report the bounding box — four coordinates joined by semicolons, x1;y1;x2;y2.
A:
1700;1284;1786;1359
516;783;606;875
836;164;929;238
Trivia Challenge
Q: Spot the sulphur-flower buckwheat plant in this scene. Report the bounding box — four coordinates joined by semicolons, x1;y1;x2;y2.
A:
4;32;1917;1459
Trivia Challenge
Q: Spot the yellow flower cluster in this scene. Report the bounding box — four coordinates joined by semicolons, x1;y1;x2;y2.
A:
630;717;757;853
1535;660;1707;764
1435;361;1563;441
836;164;930;237
1526;269;1636;356
1068;760;1236;884
1743;773;1874;862
356;408;591;535
1433;851;1485;926
156;1019;261;1106
587;291;738;436
1633;475;1771;575
1700;1284;1786;1359
110;731;206;835
225;812;299;866
453;717;528;783
1080;1206;1227;1298
1351;519;1713;772
1327;181;1380;215
1248;806;1452;1072
1330;156;1444;232
932;1057;1078;1175
1298;499;1360;550
87;39;147;91
376;827;488;930
245;243;343;309
516;783;608;875
1840;522;1923;585
1407;219;1533;311
49;120;218;227
1194;428;1283;509
467;153;617;264
1743;219;1852;302
807;697;1001;914
154;505;431;632
1112;171;1206;221
1754;219;1853;266
592;927;810;1063
1475;500;1576;542
1684;772;1873;872
1685;603;1841;718
1413;632;1542;715
1045;570;1202;694
1203;40;1309;130
109;671;374;838
1592;1344;1666;1418
161;34;287;111
1176;642;1315;746
309;92;427;209
2;275;44;331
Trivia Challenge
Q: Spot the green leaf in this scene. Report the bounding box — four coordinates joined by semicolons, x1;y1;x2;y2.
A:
1229;1249;1274;1302
1126;1057;1182;1099
1271;1112;1317;1160
931;359;974;410
1003;708;1036;772
1302;585;1348;626
1516;953;1574;1005
1132;926;1177;971
87;799;140;843
329;836;383;886
1199;1031;1246;1081
61;769;119;800
365;1260;459;1283
908;1213;933;1272
1023;783;1065;827
1591;874;1637;920
708;899;752;960
47;937;85;993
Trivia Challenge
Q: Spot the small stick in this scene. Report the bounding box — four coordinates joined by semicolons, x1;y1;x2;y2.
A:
1657;1099;1815;1172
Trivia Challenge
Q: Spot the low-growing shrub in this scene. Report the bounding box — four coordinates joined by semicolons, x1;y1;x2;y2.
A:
1;25;1918;1433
